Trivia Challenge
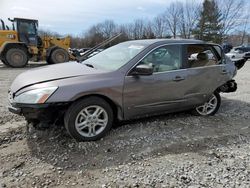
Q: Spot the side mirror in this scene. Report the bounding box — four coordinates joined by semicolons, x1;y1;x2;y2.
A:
131;64;153;76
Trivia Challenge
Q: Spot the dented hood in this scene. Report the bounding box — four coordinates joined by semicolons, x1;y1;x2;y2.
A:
10;62;105;92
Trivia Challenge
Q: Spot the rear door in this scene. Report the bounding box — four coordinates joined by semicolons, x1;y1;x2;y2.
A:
183;44;229;106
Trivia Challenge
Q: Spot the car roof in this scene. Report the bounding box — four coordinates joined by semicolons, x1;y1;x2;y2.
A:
235;45;250;47
124;39;211;46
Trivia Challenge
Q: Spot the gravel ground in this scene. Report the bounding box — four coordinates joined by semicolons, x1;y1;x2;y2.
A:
0;61;250;188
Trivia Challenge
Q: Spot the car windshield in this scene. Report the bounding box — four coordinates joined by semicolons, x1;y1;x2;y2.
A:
82;42;147;71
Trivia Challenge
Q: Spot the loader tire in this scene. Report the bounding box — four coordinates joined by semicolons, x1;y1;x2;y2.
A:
49;48;69;64
5;46;28;68
1;59;10;67
46;56;54;65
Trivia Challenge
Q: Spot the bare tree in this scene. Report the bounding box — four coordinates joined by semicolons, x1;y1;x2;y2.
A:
99;20;118;38
83;24;104;46
240;13;250;45
120;23;135;39
178;0;201;38
218;0;245;38
38;29;61;37
143;21;155;39
70;0;248;48
163;2;183;38
152;14;166;38
117;24;130;41
132;19;145;39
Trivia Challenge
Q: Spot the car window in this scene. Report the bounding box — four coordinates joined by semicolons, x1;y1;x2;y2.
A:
85;42;147;71
139;45;182;73
187;45;219;68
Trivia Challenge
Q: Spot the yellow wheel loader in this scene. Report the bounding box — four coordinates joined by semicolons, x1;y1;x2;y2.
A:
0;18;74;68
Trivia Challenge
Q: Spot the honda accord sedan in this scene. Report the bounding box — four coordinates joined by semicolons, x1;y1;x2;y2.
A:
8;39;238;141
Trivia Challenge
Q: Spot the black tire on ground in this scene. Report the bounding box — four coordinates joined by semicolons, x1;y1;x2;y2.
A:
5;46;28;68
46;56;54;65
1;59;10;66
64;97;114;141
48;48;69;64
192;92;221;116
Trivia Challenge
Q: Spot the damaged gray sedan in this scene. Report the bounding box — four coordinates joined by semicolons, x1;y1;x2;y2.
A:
8;39;238;141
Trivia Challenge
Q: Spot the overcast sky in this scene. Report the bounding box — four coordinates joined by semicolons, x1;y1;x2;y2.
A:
0;0;248;36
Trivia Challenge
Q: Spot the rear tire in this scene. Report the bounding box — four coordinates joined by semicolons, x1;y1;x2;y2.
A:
5;46;28;68
48;48;69;64
192;92;221;116
64;97;114;141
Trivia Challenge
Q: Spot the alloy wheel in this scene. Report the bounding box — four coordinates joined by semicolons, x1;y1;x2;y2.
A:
196;94;218;115
75;105;108;137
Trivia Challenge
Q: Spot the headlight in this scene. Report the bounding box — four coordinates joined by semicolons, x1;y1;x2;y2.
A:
14;87;58;104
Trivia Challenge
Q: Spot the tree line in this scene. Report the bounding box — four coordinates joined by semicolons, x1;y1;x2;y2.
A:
39;0;248;48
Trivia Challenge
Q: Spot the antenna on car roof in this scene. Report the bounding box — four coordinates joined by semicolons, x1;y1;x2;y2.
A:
77;33;122;62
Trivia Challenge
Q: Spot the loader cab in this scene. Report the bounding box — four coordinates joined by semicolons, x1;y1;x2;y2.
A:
12;18;38;46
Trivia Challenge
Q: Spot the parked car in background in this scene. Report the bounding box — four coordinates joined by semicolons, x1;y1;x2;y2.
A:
226;46;250;60
234;46;250;60
8;39;238;141
226;48;245;60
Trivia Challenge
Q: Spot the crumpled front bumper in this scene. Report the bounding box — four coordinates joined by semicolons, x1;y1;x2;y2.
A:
7;89;51;117
7;101;68;124
8;105;21;115
7;102;51;118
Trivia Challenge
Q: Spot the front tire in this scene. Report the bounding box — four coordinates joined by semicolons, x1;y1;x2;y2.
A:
64;97;114;141
192;92;221;116
5;46;28;68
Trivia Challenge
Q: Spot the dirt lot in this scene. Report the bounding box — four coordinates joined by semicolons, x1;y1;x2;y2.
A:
0;61;250;188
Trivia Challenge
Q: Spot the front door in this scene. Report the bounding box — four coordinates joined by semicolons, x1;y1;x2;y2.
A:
123;44;189;119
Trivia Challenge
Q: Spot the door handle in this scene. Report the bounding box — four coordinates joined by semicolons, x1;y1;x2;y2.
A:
173;76;185;81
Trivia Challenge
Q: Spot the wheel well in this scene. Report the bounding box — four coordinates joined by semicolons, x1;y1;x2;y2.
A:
1;43;28;59
72;94;122;120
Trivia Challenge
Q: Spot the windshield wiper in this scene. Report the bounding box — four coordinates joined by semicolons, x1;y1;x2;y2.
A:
83;63;94;68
